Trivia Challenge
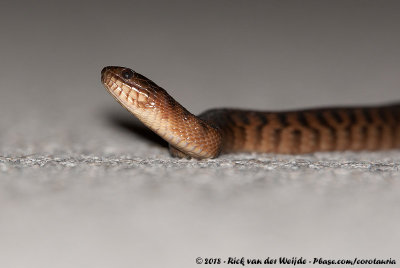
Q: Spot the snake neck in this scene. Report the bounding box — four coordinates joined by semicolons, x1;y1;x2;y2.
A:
148;96;223;159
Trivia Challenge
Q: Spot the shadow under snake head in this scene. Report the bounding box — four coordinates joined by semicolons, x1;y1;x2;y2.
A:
101;66;223;159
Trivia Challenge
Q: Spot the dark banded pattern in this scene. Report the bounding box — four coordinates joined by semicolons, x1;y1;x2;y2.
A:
199;105;400;155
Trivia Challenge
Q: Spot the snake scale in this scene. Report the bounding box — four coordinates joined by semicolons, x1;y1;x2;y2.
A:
101;66;400;159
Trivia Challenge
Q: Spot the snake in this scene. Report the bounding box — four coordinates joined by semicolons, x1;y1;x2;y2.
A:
101;66;400;159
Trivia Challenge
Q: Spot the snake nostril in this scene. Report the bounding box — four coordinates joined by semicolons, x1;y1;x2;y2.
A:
101;66;109;76
122;69;134;79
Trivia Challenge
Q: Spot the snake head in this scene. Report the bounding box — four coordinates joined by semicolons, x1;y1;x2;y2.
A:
101;66;162;110
101;66;222;159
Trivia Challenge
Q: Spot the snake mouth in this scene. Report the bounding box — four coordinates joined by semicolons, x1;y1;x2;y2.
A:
101;67;150;107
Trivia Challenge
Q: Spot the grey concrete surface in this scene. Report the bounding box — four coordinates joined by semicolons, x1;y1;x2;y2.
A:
1;0;400;267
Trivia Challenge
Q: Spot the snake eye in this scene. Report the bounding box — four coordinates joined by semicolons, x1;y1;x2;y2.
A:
122;69;134;79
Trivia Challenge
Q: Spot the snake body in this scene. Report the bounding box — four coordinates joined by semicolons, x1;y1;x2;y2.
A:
101;66;400;159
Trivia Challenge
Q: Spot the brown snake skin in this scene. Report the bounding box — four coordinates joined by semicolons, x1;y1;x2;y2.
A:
101;66;400;159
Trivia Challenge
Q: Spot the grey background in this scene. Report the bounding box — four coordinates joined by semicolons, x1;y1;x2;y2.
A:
1;0;400;267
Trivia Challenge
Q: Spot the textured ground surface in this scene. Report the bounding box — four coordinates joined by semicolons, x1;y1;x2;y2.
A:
1;1;400;267
1;116;400;267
